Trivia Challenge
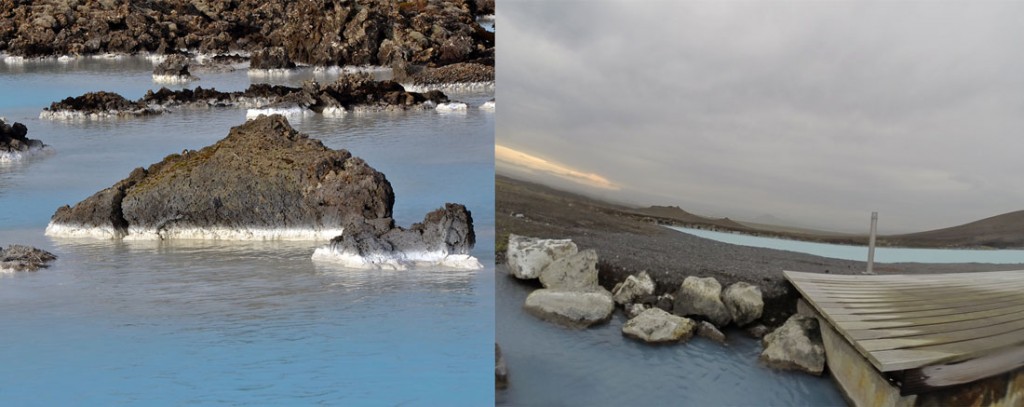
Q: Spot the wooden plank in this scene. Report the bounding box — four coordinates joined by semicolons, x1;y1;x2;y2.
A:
838;302;1024;331
858;318;1024;352
846;310;1024;341
899;344;1024;394
872;327;1024;371
815;291;1024;315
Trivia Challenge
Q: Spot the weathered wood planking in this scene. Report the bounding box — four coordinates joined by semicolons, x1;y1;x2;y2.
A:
785;270;1024;377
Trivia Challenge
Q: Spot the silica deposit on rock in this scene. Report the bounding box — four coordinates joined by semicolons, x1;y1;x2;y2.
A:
46;114;394;240
0;118;47;161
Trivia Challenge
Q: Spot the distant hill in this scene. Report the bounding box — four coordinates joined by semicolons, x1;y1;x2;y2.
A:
886;210;1024;248
630;205;753;231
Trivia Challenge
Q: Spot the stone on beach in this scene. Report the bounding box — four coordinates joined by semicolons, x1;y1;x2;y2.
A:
611;270;656;305
697;320;727;344
0;245;57;272
539;249;599;290
759;314;826;375
722;282;764;327
506;234;578;280
46;114;394;240
523;288;615;329
672;276;732;327
621;308;696;344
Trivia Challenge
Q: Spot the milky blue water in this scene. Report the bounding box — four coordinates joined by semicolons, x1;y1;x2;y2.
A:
0;57;494;405
669;226;1024;264
496;271;846;406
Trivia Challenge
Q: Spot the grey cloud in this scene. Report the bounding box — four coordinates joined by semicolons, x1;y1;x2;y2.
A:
498;1;1024;233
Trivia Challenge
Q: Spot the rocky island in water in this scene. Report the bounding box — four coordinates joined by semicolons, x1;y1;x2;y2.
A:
46;114;481;270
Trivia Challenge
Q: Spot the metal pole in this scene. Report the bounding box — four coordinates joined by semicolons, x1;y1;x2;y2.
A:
867;212;877;274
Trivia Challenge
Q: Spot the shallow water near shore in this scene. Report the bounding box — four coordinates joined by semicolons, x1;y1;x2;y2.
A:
671;226;1024;264
495;268;846;406
0;59;494;404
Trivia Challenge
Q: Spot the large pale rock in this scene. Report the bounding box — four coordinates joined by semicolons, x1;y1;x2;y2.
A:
523;288;614;329
621;308;696;343
611;271;656;305
539;249;598;290
722;282;764;326
672;276;732;327
506;234;577;280
760;315;826;375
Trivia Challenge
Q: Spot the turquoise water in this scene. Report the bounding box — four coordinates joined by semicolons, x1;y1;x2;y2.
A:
0;57;494;405
670;226;1024;264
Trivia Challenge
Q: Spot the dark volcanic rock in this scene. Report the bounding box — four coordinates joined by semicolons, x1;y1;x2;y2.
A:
1;118;45;156
313;203;479;269
409;62;494;84
0;245;57;272
0;1;491;67
46;114;394;239
249;47;297;70
41;91;158;119
153;54;192;77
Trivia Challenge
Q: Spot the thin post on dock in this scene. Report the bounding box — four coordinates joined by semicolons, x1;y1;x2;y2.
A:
866;211;877;274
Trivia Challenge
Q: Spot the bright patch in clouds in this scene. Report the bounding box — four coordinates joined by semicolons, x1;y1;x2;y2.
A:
496;144;619;190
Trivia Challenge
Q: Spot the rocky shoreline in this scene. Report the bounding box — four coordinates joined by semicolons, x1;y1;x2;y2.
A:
40;74;465;120
0;245;57;272
1;118;48;161
0;1;493;68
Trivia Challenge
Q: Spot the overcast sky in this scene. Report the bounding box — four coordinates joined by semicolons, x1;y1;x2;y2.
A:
497;1;1024;234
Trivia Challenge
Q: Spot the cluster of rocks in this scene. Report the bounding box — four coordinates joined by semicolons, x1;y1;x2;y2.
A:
507;233;827;376
312;202;481;270
45;114;478;269
394;61;494;91
0;118;46;161
0;1;493;68
40;75;454;120
0;245;57;272
249;47;296;71
507;234;615;328
152;54;196;83
40;91;160;120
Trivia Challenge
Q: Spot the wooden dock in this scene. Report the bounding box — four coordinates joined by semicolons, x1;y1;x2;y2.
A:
785;270;1024;402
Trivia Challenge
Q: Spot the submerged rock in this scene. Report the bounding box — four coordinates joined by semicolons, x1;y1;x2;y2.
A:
722;282;764;327
311;203;481;270
672;276;732;327
0;119;46;161
505;234;578;280
697;320;727;344
622;308;696;344
46;114;394;240
249;47;297;70
539;249;599;290
612;271;656;305
0;245;57;272
40;91;159;120
153;54;196;83
495;343;508;390
523;288;615;329
760;315;826;375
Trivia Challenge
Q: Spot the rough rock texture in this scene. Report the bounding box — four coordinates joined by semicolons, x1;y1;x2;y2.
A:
523;288;615;329
0;119;44;156
697;320;726;344
0;1;493;67
506;234;578;280
409;62;494;84
314;203;478;269
539;249;599;290
621;308;696;344
611;271;656;305
722;282;764;327
249;47;296;70
475;0;494;15
0;245;57;271
153;54;191;76
495;343;508;390
760;315;826;375
625;302;649;319
747;324;770;339
47;114;394;239
41;91;158;118
654;293;674;313
673;276;732;327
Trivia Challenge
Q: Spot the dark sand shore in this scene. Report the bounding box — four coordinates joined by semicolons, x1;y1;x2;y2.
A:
496;175;1024;324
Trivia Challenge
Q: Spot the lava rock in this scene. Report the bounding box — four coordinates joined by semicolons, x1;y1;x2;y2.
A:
0;245;57;271
0;119;45;156
760;315;826;375
673;276;732;327
153;54;192;76
621;308;697;344
47;114;394;240
41;91;158;119
249;47;296;70
722;282;764;327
